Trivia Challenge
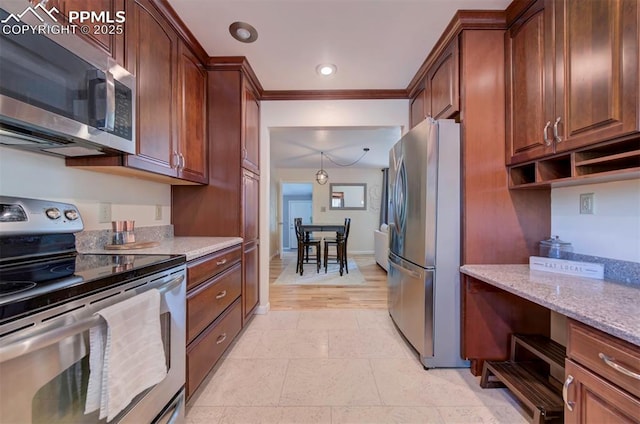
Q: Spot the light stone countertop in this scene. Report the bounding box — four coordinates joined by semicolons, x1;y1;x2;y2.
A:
460;264;640;346
81;236;243;261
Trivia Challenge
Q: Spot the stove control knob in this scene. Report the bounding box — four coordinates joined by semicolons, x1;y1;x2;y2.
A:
64;209;79;220
45;207;61;220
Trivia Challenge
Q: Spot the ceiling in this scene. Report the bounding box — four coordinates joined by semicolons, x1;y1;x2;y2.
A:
166;0;512;169
269;126;401;169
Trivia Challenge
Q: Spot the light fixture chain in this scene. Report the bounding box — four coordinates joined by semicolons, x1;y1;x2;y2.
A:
323;149;369;167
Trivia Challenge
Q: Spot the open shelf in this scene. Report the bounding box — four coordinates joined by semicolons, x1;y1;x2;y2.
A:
481;361;564;423
510;137;640;188
481;334;566;423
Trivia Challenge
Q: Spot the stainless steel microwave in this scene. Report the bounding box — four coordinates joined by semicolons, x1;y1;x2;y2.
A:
0;6;135;157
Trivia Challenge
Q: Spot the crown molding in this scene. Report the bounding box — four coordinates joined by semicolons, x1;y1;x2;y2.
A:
261;89;408;101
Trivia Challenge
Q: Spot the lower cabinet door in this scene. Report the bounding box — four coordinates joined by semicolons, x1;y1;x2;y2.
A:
186;298;242;399
564;360;640;424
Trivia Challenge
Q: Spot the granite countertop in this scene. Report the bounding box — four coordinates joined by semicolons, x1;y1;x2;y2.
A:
460;264;640;346
81;236;243;261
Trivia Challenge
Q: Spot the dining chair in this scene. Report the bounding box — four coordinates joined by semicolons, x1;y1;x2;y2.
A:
323;217;351;275
294;217;321;275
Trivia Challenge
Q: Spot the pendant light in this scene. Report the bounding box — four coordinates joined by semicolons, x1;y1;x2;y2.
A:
315;152;328;185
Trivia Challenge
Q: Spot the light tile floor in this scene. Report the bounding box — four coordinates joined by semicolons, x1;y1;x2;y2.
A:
186;309;529;424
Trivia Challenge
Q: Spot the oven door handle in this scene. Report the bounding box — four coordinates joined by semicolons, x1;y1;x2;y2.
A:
0;274;184;364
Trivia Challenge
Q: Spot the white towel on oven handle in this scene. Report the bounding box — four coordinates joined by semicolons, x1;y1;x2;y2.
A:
85;289;167;421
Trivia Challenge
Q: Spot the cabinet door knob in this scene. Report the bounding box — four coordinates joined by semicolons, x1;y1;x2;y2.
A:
562;374;575;412
599;352;640;380
553;117;562;143
543;121;552;146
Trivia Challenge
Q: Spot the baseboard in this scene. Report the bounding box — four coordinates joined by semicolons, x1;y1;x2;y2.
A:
255;303;270;315
350;250;375;255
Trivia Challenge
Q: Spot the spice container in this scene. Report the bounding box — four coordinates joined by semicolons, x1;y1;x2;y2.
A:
124;220;135;244
112;220;126;245
539;236;573;259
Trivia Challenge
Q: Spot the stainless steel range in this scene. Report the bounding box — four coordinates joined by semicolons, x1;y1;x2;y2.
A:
0;196;186;423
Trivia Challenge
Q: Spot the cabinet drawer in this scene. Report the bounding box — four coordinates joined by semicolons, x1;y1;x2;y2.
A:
567;320;640;399
187;263;241;343
564;359;640;424
187;245;241;290
186;298;242;399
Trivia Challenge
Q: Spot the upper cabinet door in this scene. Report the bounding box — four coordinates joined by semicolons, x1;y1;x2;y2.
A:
428;39;459;120
242;85;260;174
57;0;125;66
125;0;178;177
505;0;555;164
554;0;639;152
409;87;427;129
177;42;208;184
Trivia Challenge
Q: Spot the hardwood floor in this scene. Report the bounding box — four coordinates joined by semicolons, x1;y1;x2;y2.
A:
269;252;388;310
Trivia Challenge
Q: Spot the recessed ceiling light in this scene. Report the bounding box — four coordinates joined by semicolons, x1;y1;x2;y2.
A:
316;64;337;77
229;21;258;43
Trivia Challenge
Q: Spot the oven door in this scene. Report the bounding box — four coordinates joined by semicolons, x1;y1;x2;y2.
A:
0;266;186;424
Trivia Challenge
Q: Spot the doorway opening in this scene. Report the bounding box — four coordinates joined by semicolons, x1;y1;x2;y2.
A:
281;182;313;254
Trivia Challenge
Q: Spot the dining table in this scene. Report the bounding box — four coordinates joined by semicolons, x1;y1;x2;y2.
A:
298;223;347;274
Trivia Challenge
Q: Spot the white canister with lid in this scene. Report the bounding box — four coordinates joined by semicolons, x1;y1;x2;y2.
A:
539;236;573;258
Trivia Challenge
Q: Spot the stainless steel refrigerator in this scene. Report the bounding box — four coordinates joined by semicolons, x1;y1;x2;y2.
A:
387;118;468;369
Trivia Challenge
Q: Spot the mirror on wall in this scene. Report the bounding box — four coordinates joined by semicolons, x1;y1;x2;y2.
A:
329;183;367;210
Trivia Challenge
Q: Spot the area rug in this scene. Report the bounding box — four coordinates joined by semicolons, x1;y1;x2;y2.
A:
273;258;366;285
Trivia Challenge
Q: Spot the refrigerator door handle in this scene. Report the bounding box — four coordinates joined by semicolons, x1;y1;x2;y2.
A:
389;260;421;279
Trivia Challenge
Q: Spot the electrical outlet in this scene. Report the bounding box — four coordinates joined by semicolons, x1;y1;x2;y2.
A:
155;205;163;221
98;203;112;223
580;193;594;214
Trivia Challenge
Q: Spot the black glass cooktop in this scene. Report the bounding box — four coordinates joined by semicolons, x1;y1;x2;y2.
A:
0;253;185;323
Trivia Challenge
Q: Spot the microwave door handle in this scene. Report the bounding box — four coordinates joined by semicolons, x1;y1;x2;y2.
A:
0;274;184;363
104;70;115;131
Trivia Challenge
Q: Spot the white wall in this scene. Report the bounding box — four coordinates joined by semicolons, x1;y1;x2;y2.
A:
551;179;640;262
258;99;409;312
0;146;171;230
274;167;383;254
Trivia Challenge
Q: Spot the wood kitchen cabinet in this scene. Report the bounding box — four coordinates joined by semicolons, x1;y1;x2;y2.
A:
427;40;459;120
242;169;260;322
66;0;208;185
408;39;459;129
176;41;208;183
505;0;553;163
564;320;640;423
506;0;639;165
55;0;126;66
172;58;262;325
243;87;260;174
409;87;427;130
185;245;243;400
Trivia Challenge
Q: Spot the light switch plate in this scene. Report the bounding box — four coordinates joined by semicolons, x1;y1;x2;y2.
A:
98;203;112;223
579;193;594;214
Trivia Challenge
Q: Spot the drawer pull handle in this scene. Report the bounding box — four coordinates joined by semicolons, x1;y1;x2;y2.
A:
216;333;227;345
216;259;227;266
562;375;574;412
599;353;640;380
215;290;227;299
